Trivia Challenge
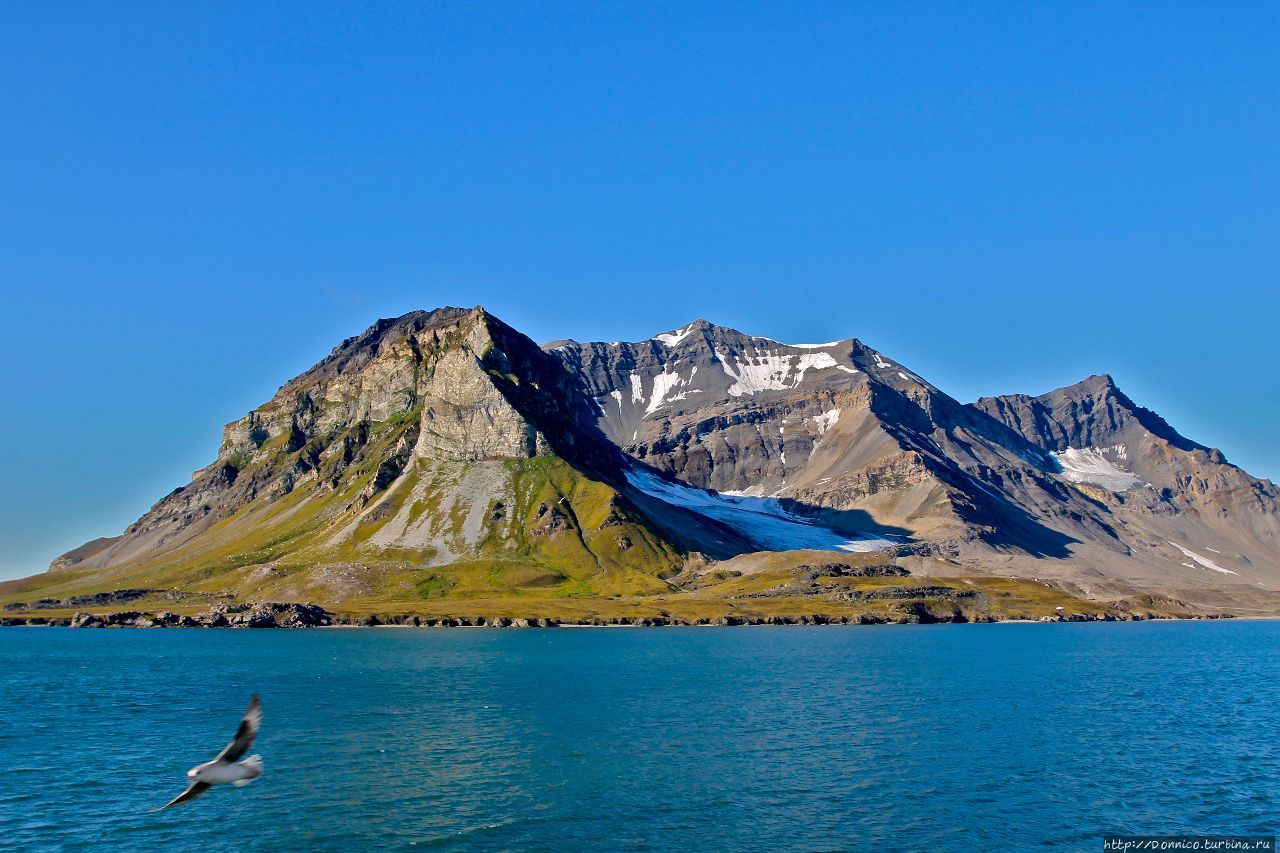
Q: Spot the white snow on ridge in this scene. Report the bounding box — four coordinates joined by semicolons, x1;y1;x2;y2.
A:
1050;447;1142;492
654;325;695;347
717;350;850;397
1167;541;1237;575
788;341;842;349
626;468;897;553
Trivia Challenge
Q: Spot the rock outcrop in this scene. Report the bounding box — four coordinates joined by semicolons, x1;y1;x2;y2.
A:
64;602;333;628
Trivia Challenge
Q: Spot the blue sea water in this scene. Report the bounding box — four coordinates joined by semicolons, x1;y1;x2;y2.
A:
1;622;1278;851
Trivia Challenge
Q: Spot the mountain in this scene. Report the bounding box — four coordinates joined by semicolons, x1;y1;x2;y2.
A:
5;308;1279;620
549;321;1280;609
549;320;1042;547
32;307;690;603
972;375;1280;599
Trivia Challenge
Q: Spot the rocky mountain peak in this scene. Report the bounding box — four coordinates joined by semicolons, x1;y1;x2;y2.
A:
973;373;1210;457
237;304;620;474
52;306;639;578
1050;373;1121;405
648;318;864;355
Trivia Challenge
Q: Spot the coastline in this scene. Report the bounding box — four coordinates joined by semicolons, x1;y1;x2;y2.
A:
0;610;1249;629
2;578;1258;630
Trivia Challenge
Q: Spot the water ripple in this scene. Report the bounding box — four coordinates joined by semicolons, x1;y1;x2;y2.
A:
1;622;1278;849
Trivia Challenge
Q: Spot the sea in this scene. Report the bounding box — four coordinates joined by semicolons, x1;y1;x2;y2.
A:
2;622;1277;850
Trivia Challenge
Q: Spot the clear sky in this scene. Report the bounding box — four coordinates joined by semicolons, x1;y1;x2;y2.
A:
1;2;1277;579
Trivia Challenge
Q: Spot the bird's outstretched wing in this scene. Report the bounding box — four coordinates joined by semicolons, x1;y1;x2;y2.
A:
160;781;210;810
215;694;262;763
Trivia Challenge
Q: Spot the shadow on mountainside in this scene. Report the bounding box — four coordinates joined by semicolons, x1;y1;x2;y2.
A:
777;501;914;539
791;482;1080;560
937;468;1081;559
494;317;1077;563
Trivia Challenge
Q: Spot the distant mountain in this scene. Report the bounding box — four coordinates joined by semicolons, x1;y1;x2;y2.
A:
10;307;1279;615
550;320;1280;608
973;375;1280;598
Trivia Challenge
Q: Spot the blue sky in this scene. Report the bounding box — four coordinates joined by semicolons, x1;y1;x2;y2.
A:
1;2;1277;579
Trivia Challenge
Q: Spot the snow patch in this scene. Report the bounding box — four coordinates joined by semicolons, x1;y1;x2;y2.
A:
646;370;690;415
1167;541;1237;575
722;485;767;498
630;373;644;404
813;409;841;435
654;325;695;347
1050;447;1142;492
788;341;841;349
717;350;845;396
626;467;897;553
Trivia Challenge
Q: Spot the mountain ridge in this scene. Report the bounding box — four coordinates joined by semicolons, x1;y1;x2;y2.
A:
9;307;1278;618
549;316;1279;607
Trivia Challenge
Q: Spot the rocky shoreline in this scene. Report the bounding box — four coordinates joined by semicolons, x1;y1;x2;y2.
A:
0;599;1238;628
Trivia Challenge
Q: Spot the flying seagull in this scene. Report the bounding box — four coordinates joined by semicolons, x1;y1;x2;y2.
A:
159;695;263;810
